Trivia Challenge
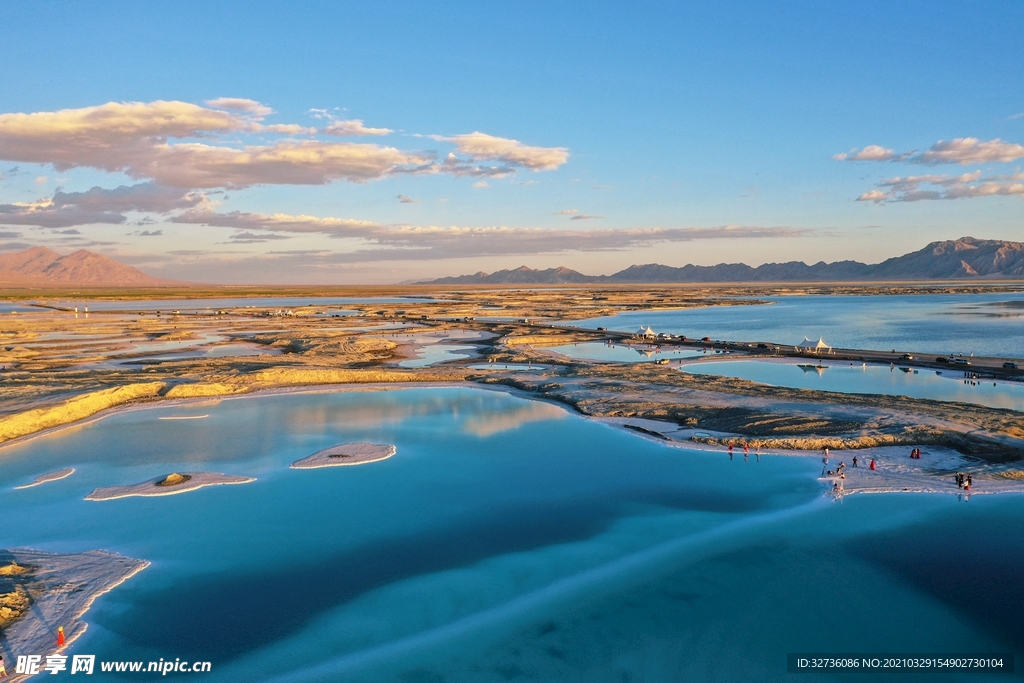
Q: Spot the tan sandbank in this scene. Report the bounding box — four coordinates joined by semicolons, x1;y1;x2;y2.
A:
0;549;148;674
14;467;75;489
85;471;255;500
291;442;396;469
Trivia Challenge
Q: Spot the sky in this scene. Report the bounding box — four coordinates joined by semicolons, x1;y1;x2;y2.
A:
0;1;1022;284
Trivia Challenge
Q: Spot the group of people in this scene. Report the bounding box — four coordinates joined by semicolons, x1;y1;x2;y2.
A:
726;442;761;461
821;448;876;479
909;448;923;459
955;472;973;490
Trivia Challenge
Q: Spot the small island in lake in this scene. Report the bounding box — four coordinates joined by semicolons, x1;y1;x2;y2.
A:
14;467;75;489
85;472;255;500
291;442;397;469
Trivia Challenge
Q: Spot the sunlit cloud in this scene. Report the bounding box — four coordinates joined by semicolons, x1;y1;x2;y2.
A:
555;209;579;215
856;171;1024;203
323;119;393;136
205;97;274;117
438;132;569;171
832;145;900;162
397;194;419;203
836;137;1024;165
0;100;567;195
172;208;807;260
0;183;205;227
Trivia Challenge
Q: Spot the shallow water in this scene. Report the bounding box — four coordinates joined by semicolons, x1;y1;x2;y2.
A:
548;341;706;363
0;388;1021;682
683;360;1024;411
575;292;1024;359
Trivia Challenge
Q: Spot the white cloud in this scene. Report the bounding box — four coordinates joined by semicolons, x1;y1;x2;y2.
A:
397;194;419;203
0;183;206;227
555;209;579;215
914;137;1024;165
171;209;807;260
836;137;1024;165
323;120;393;136
569;214;601;220
0;100;568;191
833;145;900;162
856;171;1024;203
440;132;569;171
205;98;274;117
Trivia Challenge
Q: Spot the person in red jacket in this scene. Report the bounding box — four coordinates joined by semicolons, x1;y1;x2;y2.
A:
869;459;876;471
57;626;65;647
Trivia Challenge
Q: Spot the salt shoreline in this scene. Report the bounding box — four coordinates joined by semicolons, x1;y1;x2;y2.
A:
0;549;148;682
85;471;255;500
13;467;75;489
291;442;396;469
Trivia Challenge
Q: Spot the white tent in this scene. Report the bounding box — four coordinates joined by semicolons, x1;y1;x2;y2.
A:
796;337;832;353
636;326;657;338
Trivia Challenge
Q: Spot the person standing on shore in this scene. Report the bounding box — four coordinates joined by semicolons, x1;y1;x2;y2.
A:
57;626;65;647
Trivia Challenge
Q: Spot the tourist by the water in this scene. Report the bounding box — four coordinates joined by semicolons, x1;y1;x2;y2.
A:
869;459;876;470
852;456;858;468
0;654;8;677
57;625;65;647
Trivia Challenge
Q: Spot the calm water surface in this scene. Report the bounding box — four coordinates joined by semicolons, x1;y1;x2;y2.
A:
0;388;1021;682
683;360;1024;411
575;292;1024;359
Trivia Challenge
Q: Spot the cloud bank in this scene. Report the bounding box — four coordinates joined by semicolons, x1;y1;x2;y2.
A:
172;208;805;260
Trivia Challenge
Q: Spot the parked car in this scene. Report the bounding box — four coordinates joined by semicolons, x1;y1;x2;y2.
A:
1003;361;1018;370
899;354;914;361
953;358;970;366
596;326;606;331
701;336;711;342
756;343;768;349
935;357;949;363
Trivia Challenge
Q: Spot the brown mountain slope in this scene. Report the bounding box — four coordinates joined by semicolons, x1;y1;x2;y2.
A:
0;247;171;286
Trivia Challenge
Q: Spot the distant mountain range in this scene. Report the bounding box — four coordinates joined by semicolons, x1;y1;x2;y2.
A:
425;237;1024;284
3;237;1023;287
0;246;170;286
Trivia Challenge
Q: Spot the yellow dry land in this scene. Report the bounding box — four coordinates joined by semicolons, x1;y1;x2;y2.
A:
249;367;467;386
0;382;165;445
164;382;251;399
165;368;470;399
504;334;579;348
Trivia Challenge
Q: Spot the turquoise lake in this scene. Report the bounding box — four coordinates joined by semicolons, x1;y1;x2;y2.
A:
574;292;1024;359
1;387;1022;681
683;360;1024;411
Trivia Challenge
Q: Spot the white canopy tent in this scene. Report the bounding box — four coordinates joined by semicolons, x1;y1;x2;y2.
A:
636;326;657;339
796;337;832;353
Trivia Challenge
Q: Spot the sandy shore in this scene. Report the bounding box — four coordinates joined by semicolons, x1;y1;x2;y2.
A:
13;468;75;489
0;548;148;681
291;442;397;468
85;471;255;500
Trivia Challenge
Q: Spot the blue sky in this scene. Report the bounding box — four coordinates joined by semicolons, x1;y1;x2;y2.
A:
1;1;1022;283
